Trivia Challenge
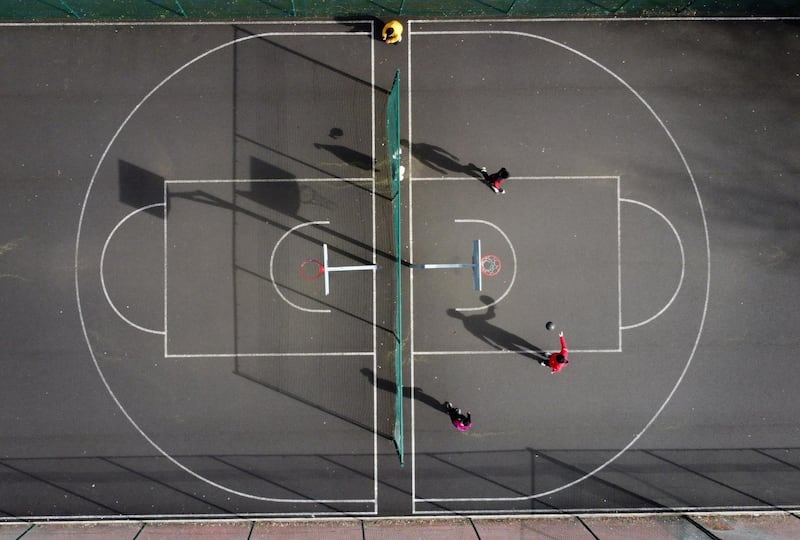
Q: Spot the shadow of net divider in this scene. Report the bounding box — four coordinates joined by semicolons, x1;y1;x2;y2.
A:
6;0;800;20
227;49;399;458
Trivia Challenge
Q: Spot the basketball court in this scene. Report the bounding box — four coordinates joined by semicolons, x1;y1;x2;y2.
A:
1;17;799;522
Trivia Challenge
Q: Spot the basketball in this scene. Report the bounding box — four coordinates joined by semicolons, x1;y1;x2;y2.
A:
546;321;555;331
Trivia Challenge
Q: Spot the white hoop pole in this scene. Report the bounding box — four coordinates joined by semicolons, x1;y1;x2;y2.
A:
323;243;330;296
472;239;482;291
322;244;378;296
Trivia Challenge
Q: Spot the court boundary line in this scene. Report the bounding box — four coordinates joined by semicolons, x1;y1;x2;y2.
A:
413;505;800;515
407;23;709;511
407;22;418;513
408;17;800;23
2;505;797;522
76;27;378;511
0;511;378;522
370;28;378;509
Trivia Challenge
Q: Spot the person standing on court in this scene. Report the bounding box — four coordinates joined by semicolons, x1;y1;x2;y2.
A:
547;331;569;374
444;402;472;431
481;166;509;194
382;20;404;44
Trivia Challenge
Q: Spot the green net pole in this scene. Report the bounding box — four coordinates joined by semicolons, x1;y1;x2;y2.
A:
387;69;403;467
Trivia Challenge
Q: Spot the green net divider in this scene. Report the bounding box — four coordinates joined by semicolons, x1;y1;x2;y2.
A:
4;0;798;21
387;69;403;467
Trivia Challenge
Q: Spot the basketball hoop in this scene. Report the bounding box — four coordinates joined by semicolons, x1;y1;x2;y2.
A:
300;258;324;281
480;254;501;277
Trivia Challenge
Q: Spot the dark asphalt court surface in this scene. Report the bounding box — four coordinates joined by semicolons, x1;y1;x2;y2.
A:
1;18;799;520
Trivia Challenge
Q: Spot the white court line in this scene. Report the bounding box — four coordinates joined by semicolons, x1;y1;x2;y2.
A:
76;29;378;507
409;17;800;23
370;23;378;507
0;20;377;27
407;26;710;509
415;348;620;355
163;180;168;355
166;351;374;358
412;175;618;181
0;510;377;522
413;505;800;515
166;177;373;183
270;220;331;313
451;219;516;312
620;198;686;330
617;177;622;349
100;203;165;335
408;23;418;513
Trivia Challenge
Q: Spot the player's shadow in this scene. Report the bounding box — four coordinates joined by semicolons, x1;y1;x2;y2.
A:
401;139;483;178
233;26;389;95
447;295;548;364
333;15;383;40
360;368;449;414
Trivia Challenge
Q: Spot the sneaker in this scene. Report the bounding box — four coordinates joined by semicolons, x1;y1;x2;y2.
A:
490;185;500;193
499;188;505;194
444;401;452;410
480;167;487;173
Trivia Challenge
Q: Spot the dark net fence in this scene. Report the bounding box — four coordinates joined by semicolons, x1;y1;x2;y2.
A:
3;0;798;21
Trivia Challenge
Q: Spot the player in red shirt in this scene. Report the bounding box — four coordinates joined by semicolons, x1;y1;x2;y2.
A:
480;166;509;194
444;402;472;431
548;331;569;374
